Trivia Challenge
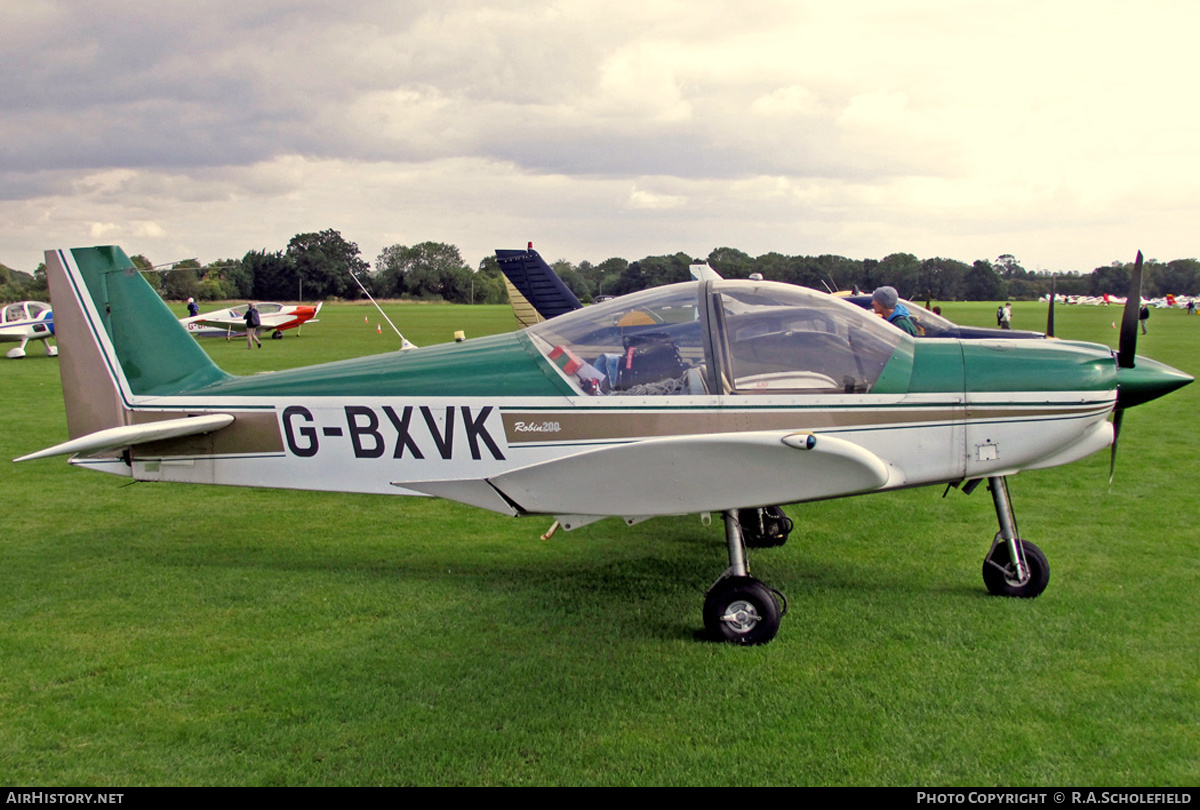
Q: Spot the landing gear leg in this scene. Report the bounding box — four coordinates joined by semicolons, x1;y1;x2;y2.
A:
982;476;1050;598
703;508;786;645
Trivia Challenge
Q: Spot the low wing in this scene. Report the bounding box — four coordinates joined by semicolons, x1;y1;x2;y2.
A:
403;430;891;518
188;316;243;330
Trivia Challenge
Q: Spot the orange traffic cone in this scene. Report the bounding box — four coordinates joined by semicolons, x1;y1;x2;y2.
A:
377;324;382;334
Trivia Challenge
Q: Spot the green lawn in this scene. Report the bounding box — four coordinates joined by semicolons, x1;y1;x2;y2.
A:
1;297;1197;786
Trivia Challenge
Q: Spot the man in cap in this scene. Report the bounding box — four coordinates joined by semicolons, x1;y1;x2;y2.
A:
872;286;918;336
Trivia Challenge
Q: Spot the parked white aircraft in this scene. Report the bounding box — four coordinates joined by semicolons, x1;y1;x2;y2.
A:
181;302;322;339
1;301;57;358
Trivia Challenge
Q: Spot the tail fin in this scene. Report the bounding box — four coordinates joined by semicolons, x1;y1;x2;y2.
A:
496;247;583;323
46;246;231;439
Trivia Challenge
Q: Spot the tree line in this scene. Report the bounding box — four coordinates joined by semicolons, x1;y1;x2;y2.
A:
3;231;1198;304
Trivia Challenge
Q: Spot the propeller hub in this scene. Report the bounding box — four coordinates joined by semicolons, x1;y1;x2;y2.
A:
1115;356;1193;409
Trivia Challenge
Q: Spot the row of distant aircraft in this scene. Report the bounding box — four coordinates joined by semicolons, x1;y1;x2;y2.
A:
13;244;1192;646
0;297;323;358
1040;292;1200;308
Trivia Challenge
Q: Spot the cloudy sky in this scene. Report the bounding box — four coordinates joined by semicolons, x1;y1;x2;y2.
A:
3;0;1198;275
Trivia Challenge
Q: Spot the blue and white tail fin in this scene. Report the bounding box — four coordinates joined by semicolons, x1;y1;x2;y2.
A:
496;247;583;326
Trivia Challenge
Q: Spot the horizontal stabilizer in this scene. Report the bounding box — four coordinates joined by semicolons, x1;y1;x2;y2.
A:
483;430;890;517
15;414;234;462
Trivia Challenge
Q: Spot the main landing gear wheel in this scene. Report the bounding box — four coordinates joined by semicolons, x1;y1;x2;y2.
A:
982;539;1049;598
740;506;793;549
703;576;782;645
271;330;284;339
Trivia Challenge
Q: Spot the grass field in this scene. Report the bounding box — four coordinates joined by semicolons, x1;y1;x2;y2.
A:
2;298;1197;786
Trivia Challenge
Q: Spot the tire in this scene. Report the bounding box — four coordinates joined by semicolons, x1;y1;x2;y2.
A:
982;539;1049;598
703;576;782;645
740;506;793;549
271;330;284;340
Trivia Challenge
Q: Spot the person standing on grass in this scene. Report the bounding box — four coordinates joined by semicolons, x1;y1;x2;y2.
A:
244;302;263;349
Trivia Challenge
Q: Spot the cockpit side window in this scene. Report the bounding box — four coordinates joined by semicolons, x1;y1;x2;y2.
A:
528;283;709;395
714;283;903;394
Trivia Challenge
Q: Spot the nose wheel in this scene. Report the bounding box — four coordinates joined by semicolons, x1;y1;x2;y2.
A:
981;476;1050;598
983;537;1049;597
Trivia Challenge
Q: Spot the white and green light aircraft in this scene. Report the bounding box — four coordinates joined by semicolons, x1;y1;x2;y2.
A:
16;246;1193;644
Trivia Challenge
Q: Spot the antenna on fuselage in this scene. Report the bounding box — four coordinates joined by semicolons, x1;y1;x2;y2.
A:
349;270;417;351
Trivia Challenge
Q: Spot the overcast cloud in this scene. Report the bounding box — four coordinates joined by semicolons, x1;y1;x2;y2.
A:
3;0;1198;274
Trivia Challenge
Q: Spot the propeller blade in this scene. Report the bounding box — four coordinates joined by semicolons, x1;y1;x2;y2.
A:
1046;274;1056;337
1117;251;1143;369
1109;407;1125;486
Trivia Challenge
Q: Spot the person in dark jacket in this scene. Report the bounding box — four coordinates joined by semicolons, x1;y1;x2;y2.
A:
244;302;263;348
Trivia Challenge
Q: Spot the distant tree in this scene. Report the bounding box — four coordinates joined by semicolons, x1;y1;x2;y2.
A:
994;254;1027;279
753;252;795;283
812;255;865;292
965;260;1005;300
207;259;252;299
1089;261;1130;298
1160;259;1200;296
470;255;509;304
0;263;20;302
375;242;470;300
244;249;295;301
0;262;42;302
287;229;367;300
162;259;201;301
27;263;49;300
611;252;692;295
552;260;592;301
707;247;754;278
592;258;629;298
921;257;970;301
876;253;922;299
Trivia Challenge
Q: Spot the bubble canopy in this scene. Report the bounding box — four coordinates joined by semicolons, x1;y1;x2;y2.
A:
527;280;906;396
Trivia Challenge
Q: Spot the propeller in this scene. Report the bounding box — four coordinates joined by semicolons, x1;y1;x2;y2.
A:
1045;273;1056;338
1109;251;1144;483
